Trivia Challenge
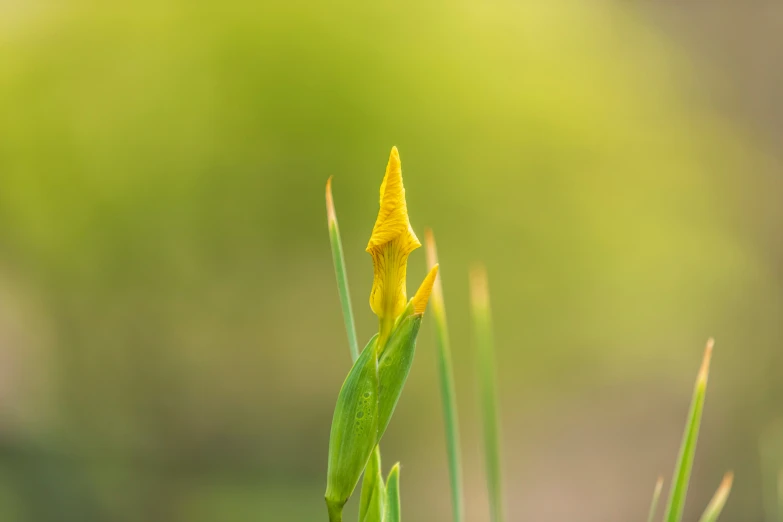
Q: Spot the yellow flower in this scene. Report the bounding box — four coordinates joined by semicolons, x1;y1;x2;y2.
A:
367;146;430;343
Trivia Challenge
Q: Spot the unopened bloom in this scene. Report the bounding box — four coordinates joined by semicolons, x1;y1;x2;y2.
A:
325;146;438;522
367;146;436;344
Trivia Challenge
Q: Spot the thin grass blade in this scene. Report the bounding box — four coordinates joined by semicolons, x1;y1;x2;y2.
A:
697;471;733;522
662;339;714;522
326;177;360;362
647;476;664;522
425;229;465;522
470;265;504;522
385;463;401;522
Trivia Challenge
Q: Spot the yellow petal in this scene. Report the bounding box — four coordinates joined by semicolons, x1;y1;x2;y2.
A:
366;147;421;251
412;264;439;315
366;147;421;324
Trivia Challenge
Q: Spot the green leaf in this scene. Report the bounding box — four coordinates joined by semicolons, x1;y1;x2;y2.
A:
358;446;386;522
376;311;422;442
325;335;381;522
470;266;504;522
662;339;714;522
385;463;401;522
426;229;464;522
697;472;733;522
326;177;360;363
647;477;664;522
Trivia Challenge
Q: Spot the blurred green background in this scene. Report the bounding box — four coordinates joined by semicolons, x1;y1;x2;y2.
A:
0;1;782;521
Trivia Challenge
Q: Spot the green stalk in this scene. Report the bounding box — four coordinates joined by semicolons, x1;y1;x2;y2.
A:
647;477;664;522
326;177;360;362
696;472;733;522
426;229;464;522
470;265;504;522
662;339;714;522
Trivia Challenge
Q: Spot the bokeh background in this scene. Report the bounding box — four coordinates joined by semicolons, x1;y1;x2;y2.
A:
0;1;782;521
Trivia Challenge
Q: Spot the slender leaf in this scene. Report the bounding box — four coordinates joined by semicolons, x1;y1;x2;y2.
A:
386;463;401;522
426;229;465;522
647;477;664;522
326;177;360;362
662;339;714;522
470;265;504;522
697;472;733;522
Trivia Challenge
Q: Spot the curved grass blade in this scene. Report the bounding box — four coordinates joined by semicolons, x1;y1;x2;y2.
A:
697;472;733;522
662;339;714;522
470;265;504;522
647;477;664;522
385;463;401;522
326;177;360;362
426;229;465;522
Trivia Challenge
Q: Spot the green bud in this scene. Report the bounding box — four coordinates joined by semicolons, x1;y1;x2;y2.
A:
385;463;401;522
377;311;422;442
325;335;381;522
358;446;386;522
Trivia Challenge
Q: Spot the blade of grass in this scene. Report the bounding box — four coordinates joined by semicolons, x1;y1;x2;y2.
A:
662;339;714;522
425;230;465;522
326;177;360;362
697;472;733;522
647;476;664;522
470;265;504;522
